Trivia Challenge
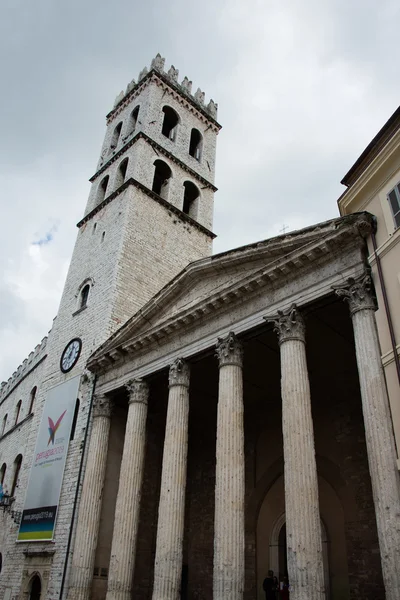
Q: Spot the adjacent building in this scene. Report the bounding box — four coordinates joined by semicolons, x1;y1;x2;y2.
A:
338;107;400;468
0;56;399;600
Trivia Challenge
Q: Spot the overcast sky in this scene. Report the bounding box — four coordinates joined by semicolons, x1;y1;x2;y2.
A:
1;0;399;381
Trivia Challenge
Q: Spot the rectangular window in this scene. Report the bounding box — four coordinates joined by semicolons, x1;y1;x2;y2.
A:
387;183;400;229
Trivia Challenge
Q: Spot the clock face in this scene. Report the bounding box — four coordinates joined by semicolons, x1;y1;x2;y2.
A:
60;338;82;373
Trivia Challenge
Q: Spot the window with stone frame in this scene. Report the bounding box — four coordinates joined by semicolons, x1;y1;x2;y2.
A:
387;183;400;229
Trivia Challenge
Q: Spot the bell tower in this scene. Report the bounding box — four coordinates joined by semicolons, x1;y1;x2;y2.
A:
43;53;221;386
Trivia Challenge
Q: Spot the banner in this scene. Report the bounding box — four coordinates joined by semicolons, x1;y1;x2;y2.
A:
17;376;80;541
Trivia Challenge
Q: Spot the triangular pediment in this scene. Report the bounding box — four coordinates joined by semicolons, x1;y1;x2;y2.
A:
88;213;371;370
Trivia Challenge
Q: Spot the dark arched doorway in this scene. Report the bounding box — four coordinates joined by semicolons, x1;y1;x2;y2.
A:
29;575;41;600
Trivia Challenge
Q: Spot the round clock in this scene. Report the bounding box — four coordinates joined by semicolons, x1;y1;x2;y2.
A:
60;338;82;373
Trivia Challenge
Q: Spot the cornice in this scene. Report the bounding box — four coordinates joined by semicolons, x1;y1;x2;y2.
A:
0;413;34;442
76;177;216;239
106;70;221;131
338;128;400;214
87;214;370;373
89;131;217;192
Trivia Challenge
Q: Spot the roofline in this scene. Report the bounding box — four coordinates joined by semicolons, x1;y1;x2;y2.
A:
341;105;400;188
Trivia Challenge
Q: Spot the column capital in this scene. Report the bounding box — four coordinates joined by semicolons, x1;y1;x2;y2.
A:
266;304;306;344
93;394;113;419
333;273;376;315
126;379;149;405
216;332;243;368
169;358;190;388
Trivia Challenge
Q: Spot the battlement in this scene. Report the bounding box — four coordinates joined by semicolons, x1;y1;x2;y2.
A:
0;336;48;402
110;53;218;121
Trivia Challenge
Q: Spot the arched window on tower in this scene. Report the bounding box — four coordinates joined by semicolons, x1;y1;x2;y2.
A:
10;454;22;497
29;386;37;414
115;157;129;189
14;400;22;426
161;106;179;141
80;284;90;309
1;414;7;436
96;176;109;206
110;121;123;152
0;463;6;485
182;181;200;219
129;106;139;136
152;160;172;200
189;128;203;161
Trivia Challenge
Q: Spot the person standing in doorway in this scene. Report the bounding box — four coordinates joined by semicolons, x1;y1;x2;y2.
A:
263;570;276;600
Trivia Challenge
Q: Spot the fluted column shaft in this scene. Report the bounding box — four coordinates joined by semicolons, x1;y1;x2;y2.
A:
152;359;190;600
106;379;149;600
213;332;245;600
268;306;325;600
335;275;400;599
67;395;112;600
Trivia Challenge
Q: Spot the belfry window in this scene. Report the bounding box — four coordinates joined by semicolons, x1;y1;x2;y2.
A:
115;157;129;188
130;106;139;134
189;128;202;161
182;181;200;218
161;106;179;141
110;121;123;151
1;415;7;436
96;176;109;206
10;454;22;497
152;160;172;200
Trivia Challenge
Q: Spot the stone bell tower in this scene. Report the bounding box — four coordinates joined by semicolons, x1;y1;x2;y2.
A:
44;53;221;386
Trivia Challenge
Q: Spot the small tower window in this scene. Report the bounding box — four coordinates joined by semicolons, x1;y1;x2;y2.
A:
15;400;22;425
189;129;203;161
115;157;129;188
96;176;109;206
152;160;172;200
161;106;179;141
10;454;22;497
101;231;106;243
29;386;37;414
1;414;7;436
0;463;6;485
182;181;200;218
80;284;90;309
110;121;123;152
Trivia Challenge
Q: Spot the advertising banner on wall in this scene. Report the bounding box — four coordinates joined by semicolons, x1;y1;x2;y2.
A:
17;375;81;542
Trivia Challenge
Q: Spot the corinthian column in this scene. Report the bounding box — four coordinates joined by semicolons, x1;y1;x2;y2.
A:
67;395;112;600
106;379;149;600
213;332;245;600
152;358;190;600
267;306;325;600
334;274;400;599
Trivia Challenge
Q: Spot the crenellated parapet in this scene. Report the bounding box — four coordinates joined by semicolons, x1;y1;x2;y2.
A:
110;53;218;122
0;335;49;402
